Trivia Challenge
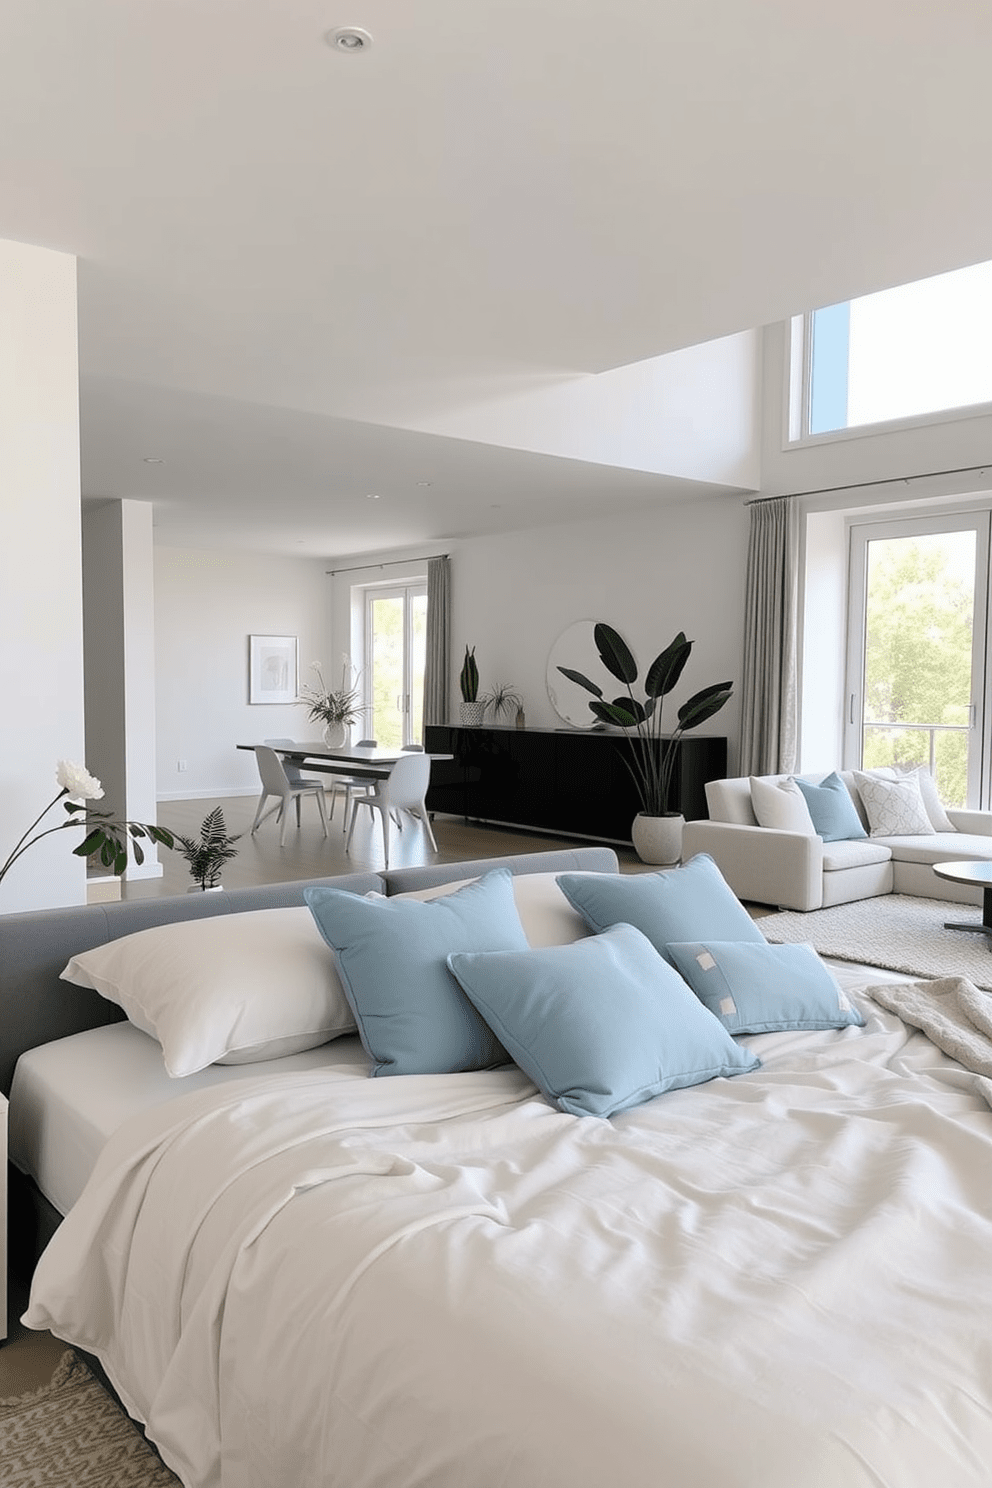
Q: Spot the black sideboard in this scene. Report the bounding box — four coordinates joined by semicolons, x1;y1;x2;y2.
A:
424;725;727;845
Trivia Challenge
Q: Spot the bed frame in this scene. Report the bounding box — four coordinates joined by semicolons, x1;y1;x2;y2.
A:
2;846;619;1271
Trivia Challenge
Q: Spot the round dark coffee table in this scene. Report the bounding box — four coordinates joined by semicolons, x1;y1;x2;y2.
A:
932;860;992;939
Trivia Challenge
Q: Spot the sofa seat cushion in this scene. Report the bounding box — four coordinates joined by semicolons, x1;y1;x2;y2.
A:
821;839;892;872
876;831;992;867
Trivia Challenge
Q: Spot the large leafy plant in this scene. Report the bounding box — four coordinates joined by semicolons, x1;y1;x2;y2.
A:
559;623;732;817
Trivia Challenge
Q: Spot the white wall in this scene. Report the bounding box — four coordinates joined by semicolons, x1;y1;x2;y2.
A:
0;238;85;912
329;495;749;774
154;547;333;800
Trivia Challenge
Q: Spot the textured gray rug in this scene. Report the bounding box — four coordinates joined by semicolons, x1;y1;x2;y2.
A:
0;1350;180;1487
760;894;992;989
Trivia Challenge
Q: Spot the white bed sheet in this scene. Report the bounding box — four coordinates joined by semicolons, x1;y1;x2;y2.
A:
24;967;992;1488
9;1021;369;1216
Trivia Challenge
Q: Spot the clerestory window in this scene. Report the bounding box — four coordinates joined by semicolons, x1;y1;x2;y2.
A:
790;259;992;441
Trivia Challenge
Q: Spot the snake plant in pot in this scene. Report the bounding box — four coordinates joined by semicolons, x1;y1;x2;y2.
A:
459;645;485;726
558;623;732;863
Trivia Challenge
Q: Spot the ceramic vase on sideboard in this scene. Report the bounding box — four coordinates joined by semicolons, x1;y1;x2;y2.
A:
631;812;684;866
460;702;486;726
322;721;347;748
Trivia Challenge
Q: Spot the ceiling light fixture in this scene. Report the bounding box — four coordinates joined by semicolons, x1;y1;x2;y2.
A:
143;456;164;464
327;26;373;53
365;492;380;500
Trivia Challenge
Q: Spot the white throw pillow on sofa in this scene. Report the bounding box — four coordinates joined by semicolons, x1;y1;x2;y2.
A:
749;776;815;834
854;770;935;838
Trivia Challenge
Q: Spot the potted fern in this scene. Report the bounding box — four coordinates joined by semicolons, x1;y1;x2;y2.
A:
176;807;241;891
459;646;485;726
559;623;732;863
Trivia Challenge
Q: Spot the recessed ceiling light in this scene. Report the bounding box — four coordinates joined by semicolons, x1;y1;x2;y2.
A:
365;492;380;500
327;26;373;53
416;480;432;488
143;456;164;464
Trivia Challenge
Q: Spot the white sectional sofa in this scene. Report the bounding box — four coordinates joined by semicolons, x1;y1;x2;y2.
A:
681;767;992;911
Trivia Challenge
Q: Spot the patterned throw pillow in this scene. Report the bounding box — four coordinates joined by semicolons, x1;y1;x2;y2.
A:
853;770;935;837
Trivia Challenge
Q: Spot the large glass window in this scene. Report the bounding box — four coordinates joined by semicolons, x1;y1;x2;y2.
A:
364;583;427;748
797;259;992;438
845;514;991;807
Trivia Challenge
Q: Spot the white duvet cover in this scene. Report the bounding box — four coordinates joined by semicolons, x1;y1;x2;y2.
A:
25;985;992;1488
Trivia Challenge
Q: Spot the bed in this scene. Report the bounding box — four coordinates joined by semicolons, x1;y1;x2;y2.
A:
6;846;992;1488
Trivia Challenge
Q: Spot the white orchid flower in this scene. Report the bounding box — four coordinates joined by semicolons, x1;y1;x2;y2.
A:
56;760;105;802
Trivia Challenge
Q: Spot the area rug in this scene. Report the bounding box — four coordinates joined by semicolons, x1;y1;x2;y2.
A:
760;894;992;989
0;1350;180;1487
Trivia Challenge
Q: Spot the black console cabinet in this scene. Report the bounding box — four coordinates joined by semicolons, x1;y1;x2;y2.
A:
425;726;726;844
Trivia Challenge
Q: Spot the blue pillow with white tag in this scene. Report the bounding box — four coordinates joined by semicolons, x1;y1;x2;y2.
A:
665;940;864;1036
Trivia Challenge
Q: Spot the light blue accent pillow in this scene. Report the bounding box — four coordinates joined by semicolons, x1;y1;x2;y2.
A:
447;923;760;1119
666;939;865;1036
556;854;764;966
304;869;529;1076
793;772;867;842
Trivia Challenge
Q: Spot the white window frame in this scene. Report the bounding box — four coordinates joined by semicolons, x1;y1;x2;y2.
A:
362;581;427;748
843;510;992;808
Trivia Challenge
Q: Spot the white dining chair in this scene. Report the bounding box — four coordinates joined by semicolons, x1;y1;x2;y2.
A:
251;745;329;846
327;738;379;831
264;738;324;791
345;751;437;869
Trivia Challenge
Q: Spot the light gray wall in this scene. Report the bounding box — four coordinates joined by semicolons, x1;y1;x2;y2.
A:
154;547;333;800
329;495;750;774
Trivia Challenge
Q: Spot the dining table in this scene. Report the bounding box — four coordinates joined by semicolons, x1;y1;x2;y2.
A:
237;741;453;782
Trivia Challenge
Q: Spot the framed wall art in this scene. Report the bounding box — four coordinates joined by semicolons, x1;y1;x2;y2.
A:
248;634;298;705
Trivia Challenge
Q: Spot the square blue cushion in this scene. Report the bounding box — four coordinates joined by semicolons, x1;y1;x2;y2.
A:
304;869;529;1076
666;940;865;1036
447;923;759;1119
556;854;764;966
793;772;866;842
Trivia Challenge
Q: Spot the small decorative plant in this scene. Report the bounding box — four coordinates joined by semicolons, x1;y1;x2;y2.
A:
459;646;479;703
175;807;241;891
0;760;174;892
298;659;367;729
481;682;523;722
559;623;732;817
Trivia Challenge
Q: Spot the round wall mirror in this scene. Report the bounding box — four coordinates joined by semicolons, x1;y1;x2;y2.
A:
546;620;605;728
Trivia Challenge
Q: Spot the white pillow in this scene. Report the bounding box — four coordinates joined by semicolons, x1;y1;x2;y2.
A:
897;765;955;832
853;770;935;838
388;871;593;947
749;777;815;834
60;906;356;1077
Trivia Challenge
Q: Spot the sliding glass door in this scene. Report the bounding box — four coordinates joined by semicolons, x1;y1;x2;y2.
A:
364;584;427;748
845;513;990;806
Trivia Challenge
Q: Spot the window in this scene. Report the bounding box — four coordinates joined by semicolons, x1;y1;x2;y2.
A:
844;513;991;807
363;583;427;748
793;259;992;439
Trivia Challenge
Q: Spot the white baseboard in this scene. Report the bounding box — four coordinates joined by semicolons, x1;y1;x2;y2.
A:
158;787;259;802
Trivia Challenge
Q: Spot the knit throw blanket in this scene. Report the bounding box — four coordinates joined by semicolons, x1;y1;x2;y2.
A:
866;976;992;1109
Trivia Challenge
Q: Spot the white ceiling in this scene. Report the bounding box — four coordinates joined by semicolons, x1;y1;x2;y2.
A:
2;1;991;557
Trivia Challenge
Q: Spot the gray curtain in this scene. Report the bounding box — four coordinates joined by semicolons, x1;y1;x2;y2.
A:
739;496;799;776
423;555;450;727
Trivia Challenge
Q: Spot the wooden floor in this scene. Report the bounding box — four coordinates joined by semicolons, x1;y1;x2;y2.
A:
118;794;649;899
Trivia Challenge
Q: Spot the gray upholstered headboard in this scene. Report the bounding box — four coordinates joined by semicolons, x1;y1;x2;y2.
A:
0;845;619;1096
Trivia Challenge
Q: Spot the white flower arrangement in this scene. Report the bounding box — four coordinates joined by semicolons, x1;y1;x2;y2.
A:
0;760;175;889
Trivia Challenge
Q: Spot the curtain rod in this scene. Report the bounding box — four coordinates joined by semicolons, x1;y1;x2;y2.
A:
745;463;992;506
325;551;449;577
